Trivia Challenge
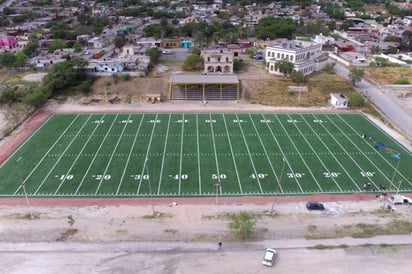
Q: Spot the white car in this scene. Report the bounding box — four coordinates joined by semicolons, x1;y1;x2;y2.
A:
262;248;278;267
389;195;412;205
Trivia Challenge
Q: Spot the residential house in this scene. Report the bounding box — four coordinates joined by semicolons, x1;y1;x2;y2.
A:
162;38;180;48
265;39;327;76
0;36;17;49
136;37;161;48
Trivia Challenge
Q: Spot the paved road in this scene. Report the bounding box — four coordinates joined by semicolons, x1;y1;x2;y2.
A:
334;63;412;141
1;236;412;274
2;234;411;252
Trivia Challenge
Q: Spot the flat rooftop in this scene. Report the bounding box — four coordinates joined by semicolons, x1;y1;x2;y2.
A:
169;74;239;84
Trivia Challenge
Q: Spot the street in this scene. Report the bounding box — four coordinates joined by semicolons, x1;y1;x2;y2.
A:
334;63;412;141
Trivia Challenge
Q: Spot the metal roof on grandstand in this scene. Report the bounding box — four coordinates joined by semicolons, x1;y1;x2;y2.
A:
169;74;239;84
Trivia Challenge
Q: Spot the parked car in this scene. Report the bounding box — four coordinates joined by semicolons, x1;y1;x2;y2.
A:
253;52;263;60
262;248;277;267
389;195;412;205
306;201;325;211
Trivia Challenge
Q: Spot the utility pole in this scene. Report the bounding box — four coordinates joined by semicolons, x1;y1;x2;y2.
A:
271;157;286;214
16;157;33;219
214;183;221;205
143;158;155;216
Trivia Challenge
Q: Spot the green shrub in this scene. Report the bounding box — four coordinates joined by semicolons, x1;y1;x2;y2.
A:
347;92;364;108
393;77;410;84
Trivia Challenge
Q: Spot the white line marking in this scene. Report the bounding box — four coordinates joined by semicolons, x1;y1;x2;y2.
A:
157;114;171;195
13;114;81;195
267;114;304;192
222;114;243;194
284;113;324;191
300;114;351;191
34;115;93;195
209;113;222;187
74;114;117;195
116;114;145;195
332;114;409;188
196;114;202;194
235;113;263;194
248;114;283;193
2;114;54;168
137;114;159;194
178;113;185;194
95;114;132;194
54;115;104;194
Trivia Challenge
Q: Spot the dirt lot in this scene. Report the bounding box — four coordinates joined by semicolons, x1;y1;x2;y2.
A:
1;197;412;274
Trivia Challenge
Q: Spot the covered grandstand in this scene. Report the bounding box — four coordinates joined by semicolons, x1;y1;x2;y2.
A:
168;74;240;101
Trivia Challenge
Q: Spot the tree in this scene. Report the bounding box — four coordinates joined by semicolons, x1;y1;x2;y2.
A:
228;211;257;240
114;36;126;50
146;48;162;63
22;86;49;107
255;18;297;40
182;54;203;71
276;60;294;77
13;52;27;68
370;45;380;54
43;57;88;95
48;40;66;53
233;59;247;73
23;41;39;57
349;67;364;86
0;52;16;68
323;63;336;74
290;71;305;84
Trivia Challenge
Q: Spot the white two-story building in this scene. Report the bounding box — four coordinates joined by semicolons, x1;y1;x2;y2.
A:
265;39;327;76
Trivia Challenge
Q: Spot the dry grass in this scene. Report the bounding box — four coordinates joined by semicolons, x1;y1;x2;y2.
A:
365;67;412;85
246;72;357;107
306;220;412;239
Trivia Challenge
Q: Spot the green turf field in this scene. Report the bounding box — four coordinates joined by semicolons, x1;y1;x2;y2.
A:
0;112;410;197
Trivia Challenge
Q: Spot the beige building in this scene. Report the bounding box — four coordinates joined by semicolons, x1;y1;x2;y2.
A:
202;48;234;74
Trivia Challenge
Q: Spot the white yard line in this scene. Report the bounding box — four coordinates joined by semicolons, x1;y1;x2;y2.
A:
196;114;202;194
74;114;118;195
116;114;145;195
209;113;222;192
333;114;410;188
284;114;324;192
1;114;54;168
222;114;243;194
178;113;185;195
261;113;298;191
235;113;263;194
54;115;102;194
157;114;171;195
137;114;159;195
300;114;353;191
288;114;342;192
34;115;93;195
94;114;132;195
13;114;81;195
269;114;304;192
248;114;283;193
